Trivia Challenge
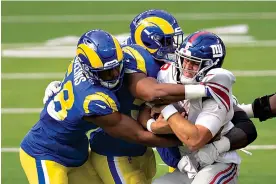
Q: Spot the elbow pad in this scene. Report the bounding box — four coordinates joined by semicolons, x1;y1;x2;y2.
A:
252;93;276;122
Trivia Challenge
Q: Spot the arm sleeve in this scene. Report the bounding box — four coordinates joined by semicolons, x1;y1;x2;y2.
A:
230;106;257;145
156;147;181;168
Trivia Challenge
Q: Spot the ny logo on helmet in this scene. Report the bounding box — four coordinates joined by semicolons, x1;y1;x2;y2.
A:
210;44;223;58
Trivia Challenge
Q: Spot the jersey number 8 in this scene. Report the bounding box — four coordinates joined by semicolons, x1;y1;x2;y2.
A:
47;81;75;121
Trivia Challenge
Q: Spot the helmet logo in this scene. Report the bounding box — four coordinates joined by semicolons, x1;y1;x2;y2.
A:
184;42;192;49
174;27;182;33
210;44;223;58
104;59;119;67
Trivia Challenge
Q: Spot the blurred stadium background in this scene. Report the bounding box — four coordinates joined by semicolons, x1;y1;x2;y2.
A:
2;1;276;184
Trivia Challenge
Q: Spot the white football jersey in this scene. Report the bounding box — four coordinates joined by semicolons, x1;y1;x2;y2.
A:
157;63;235;136
157;63;240;164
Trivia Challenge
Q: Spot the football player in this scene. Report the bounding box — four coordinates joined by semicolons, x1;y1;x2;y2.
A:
43;10;258;183
19;29;183;184
42;10;215;184
144;31;245;184
87;10;215;184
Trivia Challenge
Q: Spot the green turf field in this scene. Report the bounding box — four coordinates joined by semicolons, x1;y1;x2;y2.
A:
2;1;276;184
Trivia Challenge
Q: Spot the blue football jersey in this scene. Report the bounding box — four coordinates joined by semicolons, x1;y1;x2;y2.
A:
89;44;162;157
21;57;120;167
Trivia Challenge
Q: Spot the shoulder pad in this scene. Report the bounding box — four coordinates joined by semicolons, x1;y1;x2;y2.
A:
123;44;156;76
202;68;236;90
157;63;177;84
83;90;119;116
202;68;235;112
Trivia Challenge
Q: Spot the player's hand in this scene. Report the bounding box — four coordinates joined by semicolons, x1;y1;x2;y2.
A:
156;113;165;122
194;136;230;168
177;155;198;178
154;114;169;130
151;114;173;134
193;143;219;168
43;81;62;104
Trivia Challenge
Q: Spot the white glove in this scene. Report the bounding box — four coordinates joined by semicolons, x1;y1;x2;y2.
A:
177;155;199;179
194;143;219;168
43;81;62;104
194;136;230;168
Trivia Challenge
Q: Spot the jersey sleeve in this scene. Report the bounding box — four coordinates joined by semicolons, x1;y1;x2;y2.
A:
123;45;148;74
83;91;120;116
123;45;160;78
202;68;236;112
157;63;177;84
195;99;228;137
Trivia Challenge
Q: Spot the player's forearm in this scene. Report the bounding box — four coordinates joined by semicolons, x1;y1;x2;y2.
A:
135;77;208;104
142;82;185;103
137;107;174;134
150;83;208;105
161;105;212;150
136;131;182;147
223;127;248;151
108;113;180;147
167;114;206;150
227;109;257;150
151;121;174;134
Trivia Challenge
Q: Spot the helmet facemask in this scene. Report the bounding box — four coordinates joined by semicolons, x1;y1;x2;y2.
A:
150;32;184;62
176;49;219;84
98;62;125;90
78;57;125;91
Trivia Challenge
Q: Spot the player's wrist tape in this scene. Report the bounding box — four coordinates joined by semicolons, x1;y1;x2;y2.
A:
146;119;155;133
185;85;207;99
213;136;230;153
161;105;178;121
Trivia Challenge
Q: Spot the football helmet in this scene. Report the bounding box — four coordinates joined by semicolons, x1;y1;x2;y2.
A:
130;9;184;62
76;29;125;90
176;31;226;84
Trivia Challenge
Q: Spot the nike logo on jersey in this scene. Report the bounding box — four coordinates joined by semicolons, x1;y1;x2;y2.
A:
95;104;106;109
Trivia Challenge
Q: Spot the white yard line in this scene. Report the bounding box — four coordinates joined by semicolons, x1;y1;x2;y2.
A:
1;108;42;114
2;70;276;80
2;12;276;23
2;145;276;153
1;73;64;79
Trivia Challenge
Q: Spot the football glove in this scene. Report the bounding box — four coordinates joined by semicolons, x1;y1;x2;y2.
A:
43;81;61;104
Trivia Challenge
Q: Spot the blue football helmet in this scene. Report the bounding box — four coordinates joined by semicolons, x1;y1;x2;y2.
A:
176;31;226;84
76;29;125;90
130;9;184;62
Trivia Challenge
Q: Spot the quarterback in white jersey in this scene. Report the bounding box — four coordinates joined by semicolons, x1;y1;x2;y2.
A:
147;31;240;184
